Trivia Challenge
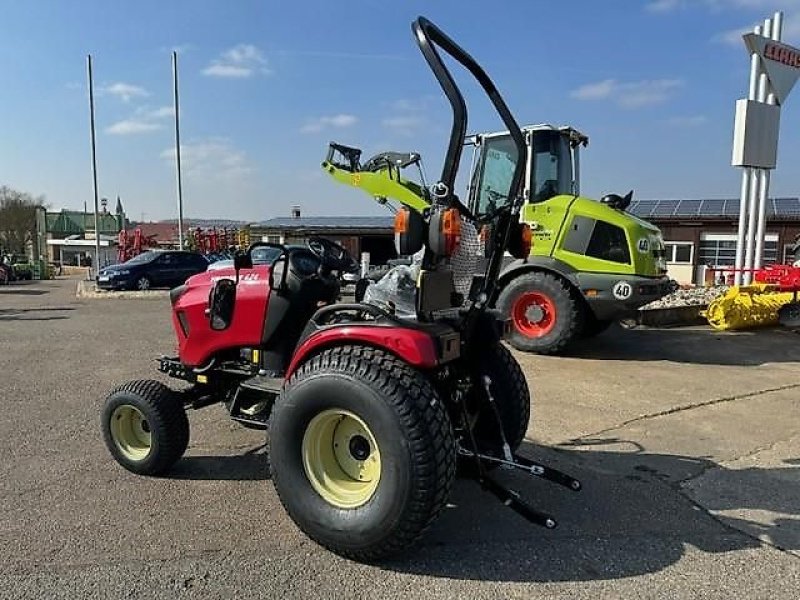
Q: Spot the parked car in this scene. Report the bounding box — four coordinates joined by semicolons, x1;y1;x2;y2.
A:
206;245;302;271
96;250;209;291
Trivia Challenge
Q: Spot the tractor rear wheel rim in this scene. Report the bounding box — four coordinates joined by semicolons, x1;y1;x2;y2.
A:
512;291;556;338
301;409;381;509
110;405;152;461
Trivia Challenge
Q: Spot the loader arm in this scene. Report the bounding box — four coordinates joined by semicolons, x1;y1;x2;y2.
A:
322;142;431;213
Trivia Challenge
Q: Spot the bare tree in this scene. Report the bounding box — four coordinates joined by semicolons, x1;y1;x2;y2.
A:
0;186;43;255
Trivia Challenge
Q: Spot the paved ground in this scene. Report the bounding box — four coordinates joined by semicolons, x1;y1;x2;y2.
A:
1;277;799;599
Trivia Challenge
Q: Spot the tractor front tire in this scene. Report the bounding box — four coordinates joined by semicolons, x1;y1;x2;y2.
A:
101;379;189;476
497;272;584;355
269;345;456;562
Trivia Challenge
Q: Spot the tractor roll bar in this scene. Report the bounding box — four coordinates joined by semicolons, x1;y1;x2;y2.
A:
411;16;526;208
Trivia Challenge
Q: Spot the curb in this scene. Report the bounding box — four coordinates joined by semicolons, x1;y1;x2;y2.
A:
76;280;169;300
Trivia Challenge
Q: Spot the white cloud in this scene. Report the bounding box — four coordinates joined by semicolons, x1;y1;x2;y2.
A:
101;82;149;102
160;138;254;180
382;115;424;136
105;106;174;136
667;115;708;126
203;44;270;78
571;78;684;108
106;120;161;135
142;106;175;119
646;0;682;12
571;79;617;101
300;114;358;134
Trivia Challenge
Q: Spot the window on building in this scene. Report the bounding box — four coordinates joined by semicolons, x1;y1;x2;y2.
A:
698;237;778;266
784;243;799;264
698;239;736;266
585;221;630;264
664;242;693;264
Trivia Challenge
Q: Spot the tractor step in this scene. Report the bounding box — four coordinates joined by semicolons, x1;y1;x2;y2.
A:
240;375;283;394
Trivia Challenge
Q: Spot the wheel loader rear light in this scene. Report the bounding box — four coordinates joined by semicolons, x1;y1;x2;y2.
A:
394;209;409;234
439;208;461;256
520;223;532;256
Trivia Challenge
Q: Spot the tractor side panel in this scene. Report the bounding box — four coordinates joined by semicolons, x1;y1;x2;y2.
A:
286;326;439;379
172;265;271;366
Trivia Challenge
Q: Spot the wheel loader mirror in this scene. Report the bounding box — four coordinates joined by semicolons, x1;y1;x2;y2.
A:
208;278;236;330
394;207;425;256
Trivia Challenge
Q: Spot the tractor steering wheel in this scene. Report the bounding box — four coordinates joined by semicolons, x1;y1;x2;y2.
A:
307;237;359;274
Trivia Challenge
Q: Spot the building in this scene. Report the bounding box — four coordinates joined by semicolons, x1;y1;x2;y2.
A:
42;198;127;268
629;197;800;285
251;215;396;264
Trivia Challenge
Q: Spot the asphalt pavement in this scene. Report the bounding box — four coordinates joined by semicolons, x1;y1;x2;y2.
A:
1;277;798;599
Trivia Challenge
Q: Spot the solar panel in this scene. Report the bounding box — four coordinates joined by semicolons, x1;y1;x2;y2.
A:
653;200;679;215
774;197;800;215
722;199;740;217
674;199;702;216
632;200;658;217
699;199;725;215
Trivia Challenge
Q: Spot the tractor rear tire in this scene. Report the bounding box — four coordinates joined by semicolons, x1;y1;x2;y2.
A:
497;272;584;355
269;345;456;562
459;343;530;475
101;379;189;476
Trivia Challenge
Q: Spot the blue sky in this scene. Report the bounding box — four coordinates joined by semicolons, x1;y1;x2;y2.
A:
2;0;800;222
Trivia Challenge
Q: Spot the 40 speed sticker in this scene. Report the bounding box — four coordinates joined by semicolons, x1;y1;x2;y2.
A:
612;281;633;300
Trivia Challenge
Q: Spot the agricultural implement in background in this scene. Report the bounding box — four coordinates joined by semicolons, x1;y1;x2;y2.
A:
117;228;158;263
704;264;800;330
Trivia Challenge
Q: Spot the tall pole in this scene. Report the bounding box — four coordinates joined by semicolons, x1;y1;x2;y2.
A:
735;24;762;285
172;51;185;249
87;55;101;275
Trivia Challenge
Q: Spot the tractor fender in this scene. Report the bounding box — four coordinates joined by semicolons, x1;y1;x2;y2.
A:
285;325;440;380
498;257;580;292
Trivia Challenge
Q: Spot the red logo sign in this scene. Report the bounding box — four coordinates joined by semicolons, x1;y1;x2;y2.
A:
764;43;800;69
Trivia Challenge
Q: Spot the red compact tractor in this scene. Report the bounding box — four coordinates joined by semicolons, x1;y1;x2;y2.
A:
100;16;580;561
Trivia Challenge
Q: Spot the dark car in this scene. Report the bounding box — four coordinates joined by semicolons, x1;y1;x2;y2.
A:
96;250;209;291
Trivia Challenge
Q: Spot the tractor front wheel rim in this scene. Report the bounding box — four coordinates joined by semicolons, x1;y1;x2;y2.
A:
301;409;381;509
512;291;556;337
110;405;152;461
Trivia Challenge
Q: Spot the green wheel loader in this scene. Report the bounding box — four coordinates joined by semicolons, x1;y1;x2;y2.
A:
323;124;675;354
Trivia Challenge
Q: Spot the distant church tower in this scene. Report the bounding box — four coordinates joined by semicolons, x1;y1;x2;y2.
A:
114;195;127;230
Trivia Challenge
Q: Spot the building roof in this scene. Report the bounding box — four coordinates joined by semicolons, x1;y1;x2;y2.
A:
629;197;800;221
45;210;123;235
134;222;179;242
255;216;395;230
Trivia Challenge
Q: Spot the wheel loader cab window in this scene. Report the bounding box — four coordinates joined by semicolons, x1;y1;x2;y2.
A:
531;131;573;202
586;221;630;264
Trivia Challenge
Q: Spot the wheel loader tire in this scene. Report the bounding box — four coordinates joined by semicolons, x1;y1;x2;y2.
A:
269;345;456;562
101;379;189;476
496;271;584;355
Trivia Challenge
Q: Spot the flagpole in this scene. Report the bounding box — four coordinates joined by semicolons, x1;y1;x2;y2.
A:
172;50;185;249
87;55;102;275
